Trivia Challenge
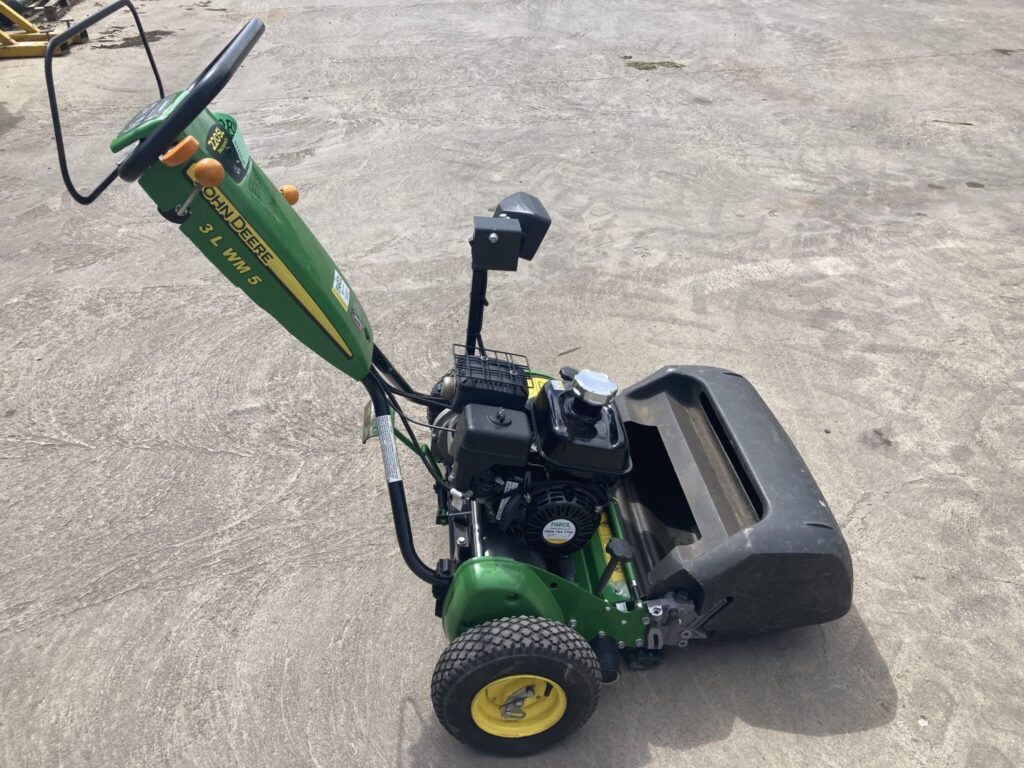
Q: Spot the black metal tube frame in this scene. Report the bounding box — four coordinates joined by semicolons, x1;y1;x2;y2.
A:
464;268;488;355
363;374;449;586
44;0;163;204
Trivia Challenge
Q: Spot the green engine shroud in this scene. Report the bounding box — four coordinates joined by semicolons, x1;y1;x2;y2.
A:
115;102;373;380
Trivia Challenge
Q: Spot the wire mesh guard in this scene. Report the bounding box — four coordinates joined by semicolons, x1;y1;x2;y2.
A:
451;344;530;410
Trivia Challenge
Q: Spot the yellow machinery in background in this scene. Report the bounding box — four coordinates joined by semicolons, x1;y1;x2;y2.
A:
1;1;86;58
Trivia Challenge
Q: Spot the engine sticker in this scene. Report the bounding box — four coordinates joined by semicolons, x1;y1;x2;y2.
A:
204;122;248;182
377;414;401;483
542;519;577;545
332;270;351;310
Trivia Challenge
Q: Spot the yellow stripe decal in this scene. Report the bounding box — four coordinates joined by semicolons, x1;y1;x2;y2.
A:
188;165;353;358
598;512;625;584
527;376;549;400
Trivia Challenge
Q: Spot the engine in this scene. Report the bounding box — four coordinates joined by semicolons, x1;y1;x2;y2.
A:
432;348;631;562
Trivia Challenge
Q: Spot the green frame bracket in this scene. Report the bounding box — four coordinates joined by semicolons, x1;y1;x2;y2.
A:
441;557;647;645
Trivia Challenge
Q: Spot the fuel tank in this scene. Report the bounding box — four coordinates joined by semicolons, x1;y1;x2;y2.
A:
130;107;373;380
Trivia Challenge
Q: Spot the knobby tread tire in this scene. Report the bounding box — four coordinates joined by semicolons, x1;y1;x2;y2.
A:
431;615;601;756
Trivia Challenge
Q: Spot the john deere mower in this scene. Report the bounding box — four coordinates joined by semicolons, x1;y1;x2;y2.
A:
45;4;853;756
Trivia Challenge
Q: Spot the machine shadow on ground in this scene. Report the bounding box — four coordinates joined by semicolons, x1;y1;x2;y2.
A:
397;607;896;767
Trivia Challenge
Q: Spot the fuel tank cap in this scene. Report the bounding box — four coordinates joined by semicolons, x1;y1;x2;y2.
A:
571;369;619;407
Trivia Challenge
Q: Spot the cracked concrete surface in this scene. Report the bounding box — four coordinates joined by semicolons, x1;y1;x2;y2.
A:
1;0;1023;766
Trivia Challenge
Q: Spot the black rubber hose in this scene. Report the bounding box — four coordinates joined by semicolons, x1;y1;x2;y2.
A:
371;345;415;393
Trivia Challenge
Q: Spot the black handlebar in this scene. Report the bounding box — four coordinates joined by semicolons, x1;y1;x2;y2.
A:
46;2;264;202
118;18;265;182
44;0;164;204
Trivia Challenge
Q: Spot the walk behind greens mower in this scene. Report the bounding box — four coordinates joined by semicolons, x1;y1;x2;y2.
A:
46;4;853;755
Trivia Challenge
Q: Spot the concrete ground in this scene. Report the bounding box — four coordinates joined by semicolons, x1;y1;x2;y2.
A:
2;0;1022;765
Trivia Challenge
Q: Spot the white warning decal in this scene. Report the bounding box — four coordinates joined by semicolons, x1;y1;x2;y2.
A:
542;519;576;545
377;415;401;483
332;270;351;310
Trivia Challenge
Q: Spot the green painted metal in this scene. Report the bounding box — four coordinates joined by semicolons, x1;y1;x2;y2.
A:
115;104;373;380
442;557;646;645
572;519;626;604
437;367;644;639
567;501;638;605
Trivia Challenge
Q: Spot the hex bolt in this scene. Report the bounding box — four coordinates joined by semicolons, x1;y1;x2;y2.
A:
617;641;626;649
488;233;499;244
634;639;644;647
569;618;577;628
642;617;651;626
456;536;467;547
597;630;606;639
604;605;611;612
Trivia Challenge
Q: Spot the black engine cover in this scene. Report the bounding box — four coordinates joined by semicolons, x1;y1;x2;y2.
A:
531;381;631;479
517;483;604;554
447;404;531;492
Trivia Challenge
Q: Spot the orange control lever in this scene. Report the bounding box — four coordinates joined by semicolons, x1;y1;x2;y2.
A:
280;185;299;205
175;158;227;217
160;136;200;168
194;158;225;188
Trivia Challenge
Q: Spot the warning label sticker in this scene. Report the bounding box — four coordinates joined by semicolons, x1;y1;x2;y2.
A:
542;519;577;545
333;270;351;310
377;415;401;483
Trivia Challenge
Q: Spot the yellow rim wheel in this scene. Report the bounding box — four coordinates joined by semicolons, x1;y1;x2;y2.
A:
470;674;567;738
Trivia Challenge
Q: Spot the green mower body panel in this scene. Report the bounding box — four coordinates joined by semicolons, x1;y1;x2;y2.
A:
116;103;373;380
442;557;647;646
